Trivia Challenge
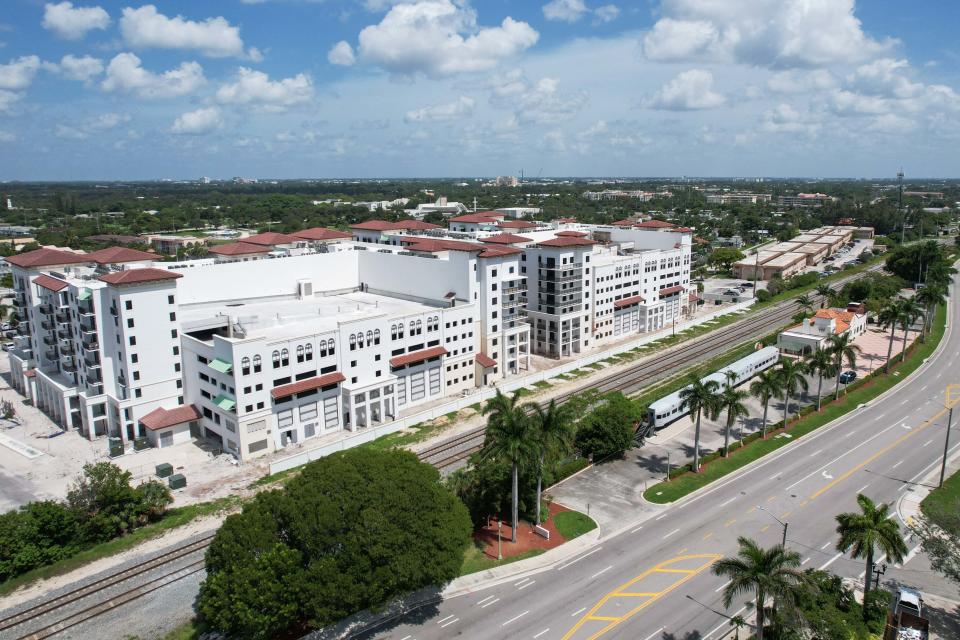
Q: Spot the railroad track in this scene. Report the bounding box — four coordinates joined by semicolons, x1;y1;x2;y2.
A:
0;534;215;640
420;267;879;470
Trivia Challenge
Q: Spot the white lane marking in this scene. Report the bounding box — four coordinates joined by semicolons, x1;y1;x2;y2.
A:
719;496;737;508
704;605;748;640
481;598;500;608
558;547;603;570
503;611;529;627
631;526;644;533
591;565;613;579
855;483;871;494
845;431;855;437
820;552;843;570
923;439;933;447
437;615;455;625
810;448;823;457
518;580;536;590
876;413;887;420
515;577;531;587
477;595;495;605
769;473;781;480
801;557;811;566
401;636;411;640
571;607;587;617
655;514;668;521
899;545;921;568
533;629;551;639
821;541;832;550
715;579;731;593
642;627;665;640
662;528;681;539
900;398;910;406
892;460;903;469
440;618;459;628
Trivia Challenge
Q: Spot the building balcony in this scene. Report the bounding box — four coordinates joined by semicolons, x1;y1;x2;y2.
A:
84;352;100;367
57;326;72;340
44;346;57;360
539;262;582;271
81;338;99;354
41;320;55;331
55;309;70;323
539;272;583;283
39;303;54;315
541;283;583;294
13;335;31;350
14;292;26;306
43;334;57;346
58;338;73;352
17;321;30;336
80;316;97;332
77;298;93;314
88;368;102;383
87;382;104;396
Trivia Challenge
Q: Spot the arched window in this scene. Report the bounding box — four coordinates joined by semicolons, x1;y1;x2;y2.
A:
305;343;313;360
350;334;357;350
296;345;305;363
416;319;422;335
374;329;380;345
366;330;373;346
391;324;397;340
397;323;404;339
272;350;281;368
329;340;335;355
409;320;415;335
252;354;262;373
281;348;289;366
241;356;250;376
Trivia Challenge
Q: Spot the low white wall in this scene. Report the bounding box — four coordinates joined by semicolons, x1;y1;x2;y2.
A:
268;298;756;474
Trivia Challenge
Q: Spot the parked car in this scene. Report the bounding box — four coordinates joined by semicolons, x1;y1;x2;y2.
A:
838;370;857;384
1;342;14;352
741;282;754;288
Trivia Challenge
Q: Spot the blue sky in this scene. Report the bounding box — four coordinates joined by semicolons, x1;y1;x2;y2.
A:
1;0;959;180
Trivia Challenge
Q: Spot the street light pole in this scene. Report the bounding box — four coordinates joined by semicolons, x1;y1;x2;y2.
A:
940;406;954;488
497;520;503;561
757;505;789;547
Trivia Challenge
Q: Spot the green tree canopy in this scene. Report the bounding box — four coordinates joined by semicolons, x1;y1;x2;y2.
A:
575;392;642;460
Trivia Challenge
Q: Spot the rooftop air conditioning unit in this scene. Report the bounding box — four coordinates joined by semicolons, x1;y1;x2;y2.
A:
297;280;313;300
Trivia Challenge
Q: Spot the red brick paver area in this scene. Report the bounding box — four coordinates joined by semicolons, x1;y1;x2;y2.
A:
475;502;571;559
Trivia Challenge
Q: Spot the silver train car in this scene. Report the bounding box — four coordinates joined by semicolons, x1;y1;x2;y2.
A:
645;346;780;430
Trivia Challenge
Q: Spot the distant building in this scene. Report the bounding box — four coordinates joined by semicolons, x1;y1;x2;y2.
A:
582;190;672;202
777;193;837;208
495;207;541;219
706;193;772;205
405;196;469;218
147;235;206;255
0;225;38;237
714;236;744;248
778;308;867;356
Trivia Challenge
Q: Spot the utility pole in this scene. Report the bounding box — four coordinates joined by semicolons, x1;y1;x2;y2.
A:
898;168;905;244
872;563;887;592
940;406;954;488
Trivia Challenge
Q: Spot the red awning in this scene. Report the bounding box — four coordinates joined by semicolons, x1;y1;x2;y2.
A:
614;295;644;309
390;346;448;368
475;353;496;368
659;285;684;296
271;372;346;399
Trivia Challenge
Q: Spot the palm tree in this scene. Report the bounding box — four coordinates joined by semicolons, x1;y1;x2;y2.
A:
481;391;537;543
805;348;837;411
679;375;721;473
795;294;815;317
914;285;946;341
897;297;924;362
815;284;834;308
750;370;779;439
827;333;861;400
713;537;806;640
530;400;574;525
775;358;809;428
719;384;750;457
877;298;903;373
835;494;908;605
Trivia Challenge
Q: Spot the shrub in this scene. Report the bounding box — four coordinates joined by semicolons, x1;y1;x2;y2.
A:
755;289;772;302
575;392;643;461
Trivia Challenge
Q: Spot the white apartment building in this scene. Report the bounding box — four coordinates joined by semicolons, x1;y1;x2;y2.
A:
8;220;691;462
705;193;772;205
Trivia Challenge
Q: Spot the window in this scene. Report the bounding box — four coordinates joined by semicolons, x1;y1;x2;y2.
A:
253;355;262;373
328;341;335;355
255;383;263;391
241;356;250;375
131;353;139;364
408;321;415;336
174;363;181;372
133;371;140;381
366;330;373;347
305;343;313;361
134;388;142;398
125;300;133;310
280;348;289;366
126;318;134;328
129;336;136;346
272;350;281;368
172;346;179;356
169;312;176;321
168;294;175;304
391;324;398;340
171;329;178;338
350;334;357;350
373;329;380;345
297;345;305;363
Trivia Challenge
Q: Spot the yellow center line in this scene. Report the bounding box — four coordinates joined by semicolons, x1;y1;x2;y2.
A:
614;592;658;598
810;407;946;501
561;554;721;640
799;499;809;508
780;511;791;519
766;496;776;503
761;524;771;533
724;518;736;527
676;548;688;555
746;506;757;514
702;532;714;541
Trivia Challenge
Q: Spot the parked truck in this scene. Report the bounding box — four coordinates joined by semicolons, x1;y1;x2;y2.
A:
883;588;929;640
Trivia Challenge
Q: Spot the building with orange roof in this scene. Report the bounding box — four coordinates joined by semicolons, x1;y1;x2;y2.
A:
777;307;868;356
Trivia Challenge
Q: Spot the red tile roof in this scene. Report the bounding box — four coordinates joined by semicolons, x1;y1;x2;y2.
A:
636;219;676;229
271;372;346;400
6;248;89;269
350;220;399;231
475;353;497;368
33;274;69;292
293;227;351;241
86;246;155;264
556;230;588;237
449;212;503;223
242;232;300;246
659;285;684;296
403;238;483;253
98;268;183;286
390;346;448;368
614;295;645;309
611;219;635;226
140;404;201;431
478;245;522;258
536;237;596;248
673;227;693;233
208;241;271;256
393;220;442;230
814;308;856;322
480;233;532;245
556;217;577;223
498;220;537;229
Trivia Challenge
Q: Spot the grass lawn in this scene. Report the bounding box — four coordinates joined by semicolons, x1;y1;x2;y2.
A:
160;621;203;640
644;302;947;504
0;496;240;597
533;380;552;390
459;543;544;576
554;511;597;539
921;466;960;520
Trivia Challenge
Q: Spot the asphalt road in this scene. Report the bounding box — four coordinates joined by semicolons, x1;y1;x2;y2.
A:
369;274;960;640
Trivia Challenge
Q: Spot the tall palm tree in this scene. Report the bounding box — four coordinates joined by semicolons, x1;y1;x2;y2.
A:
914;285;946;341
897;298;924;362
815;284;834;308
805;348;837;411
877;298;903;373
795;294;815;317
713;537;806;640
775;358;809;428
679;375;721;473
827;333;861;400
530;399;574;525
481;391;537;543
719;384;750;457
835;494;908;605
750;370;779;439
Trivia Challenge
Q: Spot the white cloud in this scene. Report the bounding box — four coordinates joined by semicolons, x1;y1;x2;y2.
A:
328;40;355;66
404;95;475;123
642;0;893;68
171;106;222;135
54;112;131;140
0;91;21;114
593;5;620;23
645;69;725;110
0;131;15;142
0;56;42;91
42;2;110;40
760;103;820;134
542;129;566;152
101;53;205;99
488;72;588;124
543;0;588;23
353;0;538;77
847;58;922;99
119;5;258;59
215;68;313;111
57;54;104;83
766;69;837;94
